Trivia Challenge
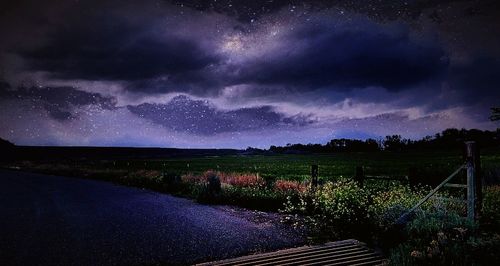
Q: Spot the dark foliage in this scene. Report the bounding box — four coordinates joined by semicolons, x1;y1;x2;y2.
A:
491;107;500;121
268;128;500;153
0;137;14;148
0;137;15;161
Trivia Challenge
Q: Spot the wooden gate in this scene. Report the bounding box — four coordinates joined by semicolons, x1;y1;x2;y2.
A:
397;141;482;223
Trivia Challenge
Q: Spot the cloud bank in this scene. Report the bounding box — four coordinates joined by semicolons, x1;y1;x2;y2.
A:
0;0;498;147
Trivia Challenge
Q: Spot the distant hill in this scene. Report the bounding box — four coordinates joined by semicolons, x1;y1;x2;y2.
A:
0;137;14;148
0;138;15;161
0;137;244;161
9;146;243;161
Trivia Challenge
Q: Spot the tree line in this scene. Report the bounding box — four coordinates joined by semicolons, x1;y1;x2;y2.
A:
264;128;500;153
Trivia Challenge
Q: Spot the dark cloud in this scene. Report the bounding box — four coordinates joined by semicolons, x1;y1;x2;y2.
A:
127;95;314;135
234;21;448;91
0;0;498;147
448;58;500;103
331;112;457;139
19;15;218;83
0;84;116;121
413;57;500;116
6;0;447;96
431;57;500;119
0;80;10;90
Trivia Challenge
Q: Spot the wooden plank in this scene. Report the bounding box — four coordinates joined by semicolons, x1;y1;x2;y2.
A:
306;253;381;266
197;239;386;266
254;247;365;266
434;196;466;204
296;251;375;266
277;249;370;266
210;240;357;266
444;183;467;189
351;259;388;266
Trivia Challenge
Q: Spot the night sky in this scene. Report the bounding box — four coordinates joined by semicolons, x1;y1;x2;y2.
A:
0;0;499;148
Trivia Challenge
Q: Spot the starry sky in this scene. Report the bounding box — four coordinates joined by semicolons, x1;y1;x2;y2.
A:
0;0;499;148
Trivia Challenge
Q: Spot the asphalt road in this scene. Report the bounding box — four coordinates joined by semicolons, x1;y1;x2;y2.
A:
0;169;304;265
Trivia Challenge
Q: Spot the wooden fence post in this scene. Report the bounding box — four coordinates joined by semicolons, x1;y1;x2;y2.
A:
355;166;364;187
465;141;481;221
311;164;318;188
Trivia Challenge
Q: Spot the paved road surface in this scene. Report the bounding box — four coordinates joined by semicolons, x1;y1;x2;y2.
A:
0;169;304;265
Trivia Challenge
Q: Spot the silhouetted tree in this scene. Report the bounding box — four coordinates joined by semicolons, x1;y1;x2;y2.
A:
267;128;500;154
491;107;500;121
383;135;407;151
0;137;15;161
0;137;14;148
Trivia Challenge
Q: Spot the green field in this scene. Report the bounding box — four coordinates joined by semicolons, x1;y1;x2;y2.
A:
77;148;499;183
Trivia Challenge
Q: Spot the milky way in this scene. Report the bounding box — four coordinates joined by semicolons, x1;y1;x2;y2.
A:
0;0;499;148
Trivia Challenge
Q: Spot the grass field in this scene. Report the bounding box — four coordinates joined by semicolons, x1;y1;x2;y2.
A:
67;148;499;183
6;147;499;192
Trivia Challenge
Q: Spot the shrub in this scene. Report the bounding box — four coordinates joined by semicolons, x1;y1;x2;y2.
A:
181;172;205;183
182;171;284;208
316;181;371;224
274;180;307;193
261;174;277;189
217;171;265;187
120;170;163;188
389;212;477;265
370;185;427;229
482;185;500;228
195;171;222;203
387;243;416;266
282;180;371;239
370;185;468;230
221;186;285;211
205;171;221;194
467;233;500;265
181;171;265;188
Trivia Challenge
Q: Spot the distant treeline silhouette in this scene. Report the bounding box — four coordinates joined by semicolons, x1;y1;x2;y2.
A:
0;137;14;148
266;128;500;153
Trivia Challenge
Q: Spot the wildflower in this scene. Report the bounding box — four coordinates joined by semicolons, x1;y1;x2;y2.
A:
410;250;424;259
